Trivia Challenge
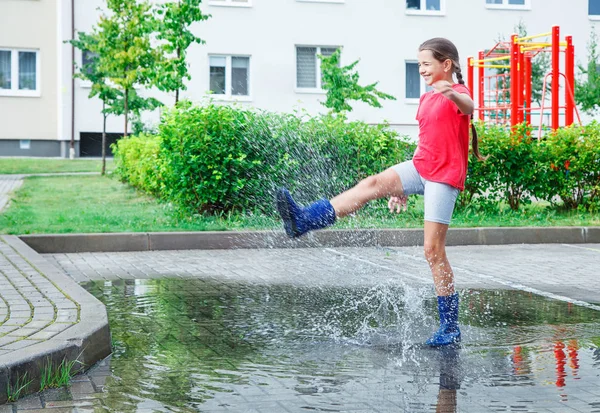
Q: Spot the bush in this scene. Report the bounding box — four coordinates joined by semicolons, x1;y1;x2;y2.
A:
116;101;415;214
460;123;541;211
537;122;600;210
112;133;162;195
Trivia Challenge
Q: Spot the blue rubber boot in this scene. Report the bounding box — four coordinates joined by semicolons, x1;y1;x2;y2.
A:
276;187;336;238
426;293;461;347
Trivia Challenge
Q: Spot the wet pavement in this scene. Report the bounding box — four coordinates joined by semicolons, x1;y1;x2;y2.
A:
2;243;599;412
17;243;596;413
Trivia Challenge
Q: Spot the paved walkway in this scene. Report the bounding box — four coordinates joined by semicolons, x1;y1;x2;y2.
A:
0;241;598;411
0;176;23;213
0;238;79;355
0;235;110;407
46;243;600;305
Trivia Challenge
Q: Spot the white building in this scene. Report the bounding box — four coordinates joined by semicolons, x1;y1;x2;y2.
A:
1;0;600;157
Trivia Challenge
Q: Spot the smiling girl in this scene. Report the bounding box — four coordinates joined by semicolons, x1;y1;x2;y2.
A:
276;38;486;346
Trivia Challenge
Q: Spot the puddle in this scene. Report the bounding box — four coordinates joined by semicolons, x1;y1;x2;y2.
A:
82;279;600;412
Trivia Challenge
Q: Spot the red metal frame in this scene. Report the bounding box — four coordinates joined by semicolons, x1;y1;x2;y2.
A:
467;25;578;132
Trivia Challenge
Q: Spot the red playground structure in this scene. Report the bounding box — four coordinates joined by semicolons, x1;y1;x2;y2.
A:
467;25;581;135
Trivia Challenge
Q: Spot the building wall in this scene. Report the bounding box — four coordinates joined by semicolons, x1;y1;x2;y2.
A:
3;0;600;157
0;0;59;144
103;0;600;140
187;0;600;136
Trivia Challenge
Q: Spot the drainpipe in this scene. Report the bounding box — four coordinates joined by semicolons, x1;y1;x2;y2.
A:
70;0;75;159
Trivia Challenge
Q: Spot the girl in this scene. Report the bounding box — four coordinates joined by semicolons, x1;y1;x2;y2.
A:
276;38;486;346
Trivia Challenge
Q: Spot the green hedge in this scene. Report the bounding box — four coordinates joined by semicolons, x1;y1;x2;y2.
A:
113;101;415;214
461;122;600;211
114;102;600;215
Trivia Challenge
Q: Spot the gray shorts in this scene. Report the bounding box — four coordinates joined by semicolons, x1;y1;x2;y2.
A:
391;160;459;225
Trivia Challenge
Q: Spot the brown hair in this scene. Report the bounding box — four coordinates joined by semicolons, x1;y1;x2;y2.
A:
419;38;486;161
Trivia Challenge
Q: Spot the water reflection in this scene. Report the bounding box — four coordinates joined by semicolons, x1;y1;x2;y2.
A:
83;279;600;412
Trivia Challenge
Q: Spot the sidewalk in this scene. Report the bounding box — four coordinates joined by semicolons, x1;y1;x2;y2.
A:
0;235;111;404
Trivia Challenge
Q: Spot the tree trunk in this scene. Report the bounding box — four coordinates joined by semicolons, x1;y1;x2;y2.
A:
101;101;107;176
124;88;129;138
175;46;182;105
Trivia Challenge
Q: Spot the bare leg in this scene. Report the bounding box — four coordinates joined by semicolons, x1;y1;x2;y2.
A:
423;221;455;296
330;168;404;218
436;388;457;413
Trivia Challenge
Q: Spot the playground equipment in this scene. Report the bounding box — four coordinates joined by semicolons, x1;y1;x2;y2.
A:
467;25;581;133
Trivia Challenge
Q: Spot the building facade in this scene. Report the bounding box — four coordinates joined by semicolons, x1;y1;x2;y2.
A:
1;0;600;157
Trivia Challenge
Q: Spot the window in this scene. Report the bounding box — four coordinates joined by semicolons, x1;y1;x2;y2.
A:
590;0;600;17
405;62;432;100
81;50;98;76
296;46;339;90
209;55;250;98
406;0;445;15
209;0;251;7
0;48;39;97
485;0;530;10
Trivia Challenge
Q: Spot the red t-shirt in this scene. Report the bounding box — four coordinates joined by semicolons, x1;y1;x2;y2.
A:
412;84;471;191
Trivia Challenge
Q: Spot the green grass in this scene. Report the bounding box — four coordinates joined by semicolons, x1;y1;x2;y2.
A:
0;157;114;174
40;357;81;391
0;175;598;235
6;372;32;403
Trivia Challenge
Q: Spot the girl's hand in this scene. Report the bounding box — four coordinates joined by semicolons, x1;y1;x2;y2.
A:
388;195;409;213
432;80;455;99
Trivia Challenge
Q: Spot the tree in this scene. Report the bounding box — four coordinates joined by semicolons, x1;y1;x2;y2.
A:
575;31;600;115
70;31;121;175
94;0;162;138
319;49;396;114
154;0;210;104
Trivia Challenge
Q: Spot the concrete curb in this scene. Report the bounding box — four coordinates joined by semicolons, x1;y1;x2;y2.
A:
0;236;111;404
19;226;600;253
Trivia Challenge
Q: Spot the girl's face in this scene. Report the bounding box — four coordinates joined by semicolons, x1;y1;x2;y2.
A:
417;49;453;86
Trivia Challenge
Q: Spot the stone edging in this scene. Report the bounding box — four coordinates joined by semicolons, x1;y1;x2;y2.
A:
19;226;600;253
0;236;111;404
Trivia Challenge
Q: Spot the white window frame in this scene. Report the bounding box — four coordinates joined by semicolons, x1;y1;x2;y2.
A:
208;54;251;101
208;0;252;8
405;0;446;16
485;0;531;10
295;45;340;94
589;0;600;20
0;48;41;97
405;61;432;104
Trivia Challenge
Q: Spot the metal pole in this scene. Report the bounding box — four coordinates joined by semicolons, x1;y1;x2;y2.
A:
478;51;484;121
70;0;75;159
468;56;474;115
524;53;532;126
511;34;519;128
518;45;525;124
565;35;574;126
552;25;560;130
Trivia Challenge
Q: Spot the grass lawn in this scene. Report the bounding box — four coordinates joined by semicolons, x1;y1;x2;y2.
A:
0;175;598;235
0;157;114;175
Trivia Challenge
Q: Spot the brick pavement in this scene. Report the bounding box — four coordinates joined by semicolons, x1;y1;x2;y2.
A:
0;237;79;356
0;242;598;411
40;243;600;413
46;243;600;305
0;176;23;213
0;235;110;407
